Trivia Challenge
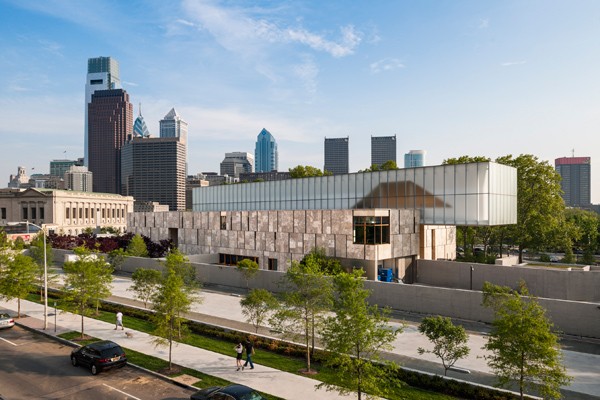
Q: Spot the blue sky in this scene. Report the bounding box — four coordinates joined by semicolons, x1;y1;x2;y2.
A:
1;0;599;202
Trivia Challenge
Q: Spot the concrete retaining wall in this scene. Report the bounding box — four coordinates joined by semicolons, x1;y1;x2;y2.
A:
51;249;600;338
415;259;600;302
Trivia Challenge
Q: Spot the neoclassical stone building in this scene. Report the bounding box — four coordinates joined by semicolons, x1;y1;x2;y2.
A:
0;188;134;235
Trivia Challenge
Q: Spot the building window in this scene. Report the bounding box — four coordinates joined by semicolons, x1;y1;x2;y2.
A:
85;208;89;219
72;208;76;219
220;215;227;230
39;207;45;220
31;207;37;220
353;216;390;245
268;258;278;271
219;253;258;266
1;207;6;219
102;209;105;218
66;207;70;219
22;207;28;220
79;208;83;219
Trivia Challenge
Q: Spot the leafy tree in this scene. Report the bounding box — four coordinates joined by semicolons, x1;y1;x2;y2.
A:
289;165;332;178
237;258;259;289
565;209;599;264
359;160;399;172
151;250;198;370
107;248;127;272
443;156;491;165
271;260;333;373
240;288;278;333
482;281;571;400
13;237;25;250
0;253;38;318
495;154;565;263
417;316;470;376
29;233;58;301
63;247;113;338
0;228;10;250
130;268;162;308
127;234;148;257
318;270;401;399
300;247;343;276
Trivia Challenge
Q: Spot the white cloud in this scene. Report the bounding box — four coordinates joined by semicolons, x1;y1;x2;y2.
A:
182;0;362;58
501;60;527;67
122;81;139;87
292;55;319;95
478;18;490;29
176;18;195;27
370;58;405;74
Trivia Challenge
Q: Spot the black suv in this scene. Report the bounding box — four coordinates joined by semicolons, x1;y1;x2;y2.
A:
71;340;127;375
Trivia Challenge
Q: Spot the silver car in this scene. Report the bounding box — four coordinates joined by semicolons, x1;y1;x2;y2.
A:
0;313;15;329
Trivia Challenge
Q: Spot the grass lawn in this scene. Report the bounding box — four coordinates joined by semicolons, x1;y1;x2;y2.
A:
45;294;457;400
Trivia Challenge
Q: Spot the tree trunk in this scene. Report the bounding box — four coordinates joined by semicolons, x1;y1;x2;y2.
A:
305;315;311;372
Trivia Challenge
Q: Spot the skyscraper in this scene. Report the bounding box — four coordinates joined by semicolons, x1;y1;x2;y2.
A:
65;166;93;192
254;128;278;172
50;159;83;178
121;136;187;211
371;135;396;167
220;152;254;177
404;150;426;168
160;108;188;142
324;137;349;175
84;56;121;166
88;89;133;194
133;106;150;138
555;156;591;207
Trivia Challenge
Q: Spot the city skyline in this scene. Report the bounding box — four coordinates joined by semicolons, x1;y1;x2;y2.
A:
1;1;599;202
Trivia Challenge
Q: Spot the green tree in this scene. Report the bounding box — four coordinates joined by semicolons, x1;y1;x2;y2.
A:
271;260;333;373
495;154;565;263
63;247;113;338
565;209;599;264
107;248;127;272
0;253;38;318
443;156;491;165
237;258;259;289
129;268;162;308
289;165;332;178
300;247;343;276
318;270;401;400
151;250;198;370
482;281;571;400
127;234;148;257
359;160;399;172
29;233;58;301
417;316;470;376
240;288;278;333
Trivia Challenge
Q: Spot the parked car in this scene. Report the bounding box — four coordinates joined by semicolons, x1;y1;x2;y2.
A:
70;340;127;375
191;384;266;400
0;313;15;329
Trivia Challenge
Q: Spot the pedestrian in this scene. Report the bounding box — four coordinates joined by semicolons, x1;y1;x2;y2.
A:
242;337;255;370
115;311;124;330
234;342;243;371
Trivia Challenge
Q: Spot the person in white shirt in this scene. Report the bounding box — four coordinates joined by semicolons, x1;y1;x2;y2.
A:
115;311;124;330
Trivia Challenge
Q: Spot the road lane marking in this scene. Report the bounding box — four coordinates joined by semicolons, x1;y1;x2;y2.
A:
0;336;17;346
102;383;142;400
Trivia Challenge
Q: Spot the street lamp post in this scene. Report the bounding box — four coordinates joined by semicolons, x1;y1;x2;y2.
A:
25;221;48;330
470;265;474;290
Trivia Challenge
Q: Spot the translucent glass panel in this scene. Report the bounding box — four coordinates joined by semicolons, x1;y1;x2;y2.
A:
192;162;517;226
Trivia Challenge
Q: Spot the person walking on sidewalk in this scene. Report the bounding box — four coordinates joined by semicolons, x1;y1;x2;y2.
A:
242;337;255;370
234;342;243;371
115;311;124;330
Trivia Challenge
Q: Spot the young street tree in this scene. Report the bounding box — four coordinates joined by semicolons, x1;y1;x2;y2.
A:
417;316;470;376
127;234;148;257
152;249;199;370
271;260;332;373
130;268;162;308
63;247;113;338
237;258;259;289
29;233;57;301
0;253;38;318
300;247;343;276
240;288;278;333
482;281;571;400
107;248;127;272
318;270;401;400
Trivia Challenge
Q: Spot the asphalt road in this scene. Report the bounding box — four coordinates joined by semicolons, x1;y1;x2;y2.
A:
0;325;195;400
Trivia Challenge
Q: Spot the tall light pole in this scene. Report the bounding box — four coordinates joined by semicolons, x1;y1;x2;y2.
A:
25;221;48;330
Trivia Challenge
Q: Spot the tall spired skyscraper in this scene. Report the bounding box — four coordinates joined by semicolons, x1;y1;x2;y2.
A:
88;89;133;194
160;108;188;142
254;128;278;172
84;56;121;166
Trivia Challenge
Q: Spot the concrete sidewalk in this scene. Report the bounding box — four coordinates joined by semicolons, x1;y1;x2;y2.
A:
0;298;346;400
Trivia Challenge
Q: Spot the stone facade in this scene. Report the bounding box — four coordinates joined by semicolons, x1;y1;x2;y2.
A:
127;208;454;280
